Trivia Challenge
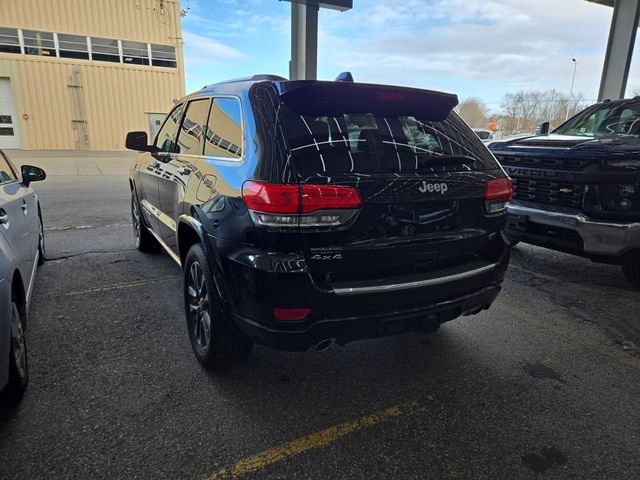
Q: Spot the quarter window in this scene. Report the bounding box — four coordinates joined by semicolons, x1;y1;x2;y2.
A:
177;99;211;156
150;44;177;68
58;34;89;59
0;152;18;184
205;98;243;159
122;40;149;65
0;27;20;54
23;30;55;57
155;104;185;153
91;37;120;63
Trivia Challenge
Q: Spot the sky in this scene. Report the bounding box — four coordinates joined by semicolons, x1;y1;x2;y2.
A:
180;0;640;112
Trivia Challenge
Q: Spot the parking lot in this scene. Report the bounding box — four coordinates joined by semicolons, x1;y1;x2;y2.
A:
0;150;639;479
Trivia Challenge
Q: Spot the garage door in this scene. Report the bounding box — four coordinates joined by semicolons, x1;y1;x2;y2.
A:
0;78;21;149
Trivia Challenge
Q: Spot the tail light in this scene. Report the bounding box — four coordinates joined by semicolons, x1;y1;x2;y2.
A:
485;178;513;214
242;181;362;228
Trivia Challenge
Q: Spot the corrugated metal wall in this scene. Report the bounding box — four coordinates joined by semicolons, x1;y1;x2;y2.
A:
0;0;185;150
1;0;183;45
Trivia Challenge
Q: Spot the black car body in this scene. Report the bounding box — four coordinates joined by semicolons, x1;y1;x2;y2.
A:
490;98;640;288
127;75;512;369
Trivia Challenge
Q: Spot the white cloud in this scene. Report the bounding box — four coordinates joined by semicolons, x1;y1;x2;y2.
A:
318;0;613;102
182;30;247;67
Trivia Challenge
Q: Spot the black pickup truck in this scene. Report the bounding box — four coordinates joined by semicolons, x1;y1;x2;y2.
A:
489;98;640;288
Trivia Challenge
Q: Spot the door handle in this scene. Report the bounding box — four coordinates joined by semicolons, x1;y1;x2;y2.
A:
177;166;191;176
0;208;8;225
21;201;28;214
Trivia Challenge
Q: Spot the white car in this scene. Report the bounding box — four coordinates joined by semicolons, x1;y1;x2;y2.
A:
0;149;45;404
472;129;495;142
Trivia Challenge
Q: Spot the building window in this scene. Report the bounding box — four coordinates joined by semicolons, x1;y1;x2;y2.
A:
90;37;120;63
58;33;89;59
205;97;243;159
23;30;56;57
151;44;177;68
0;26;177;69
0;27;20;54
122;40;149;65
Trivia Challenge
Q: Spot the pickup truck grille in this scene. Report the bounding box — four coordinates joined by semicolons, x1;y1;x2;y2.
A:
496;155;589;171
512;178;583;207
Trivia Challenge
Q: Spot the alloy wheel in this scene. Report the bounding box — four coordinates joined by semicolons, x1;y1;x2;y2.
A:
10;304;27;379
187;261;211;351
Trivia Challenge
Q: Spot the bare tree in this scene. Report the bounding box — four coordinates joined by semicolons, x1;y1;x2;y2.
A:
498;89;588;135
456;97;489;128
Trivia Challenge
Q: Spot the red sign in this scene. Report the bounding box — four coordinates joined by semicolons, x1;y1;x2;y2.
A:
22;113;30;121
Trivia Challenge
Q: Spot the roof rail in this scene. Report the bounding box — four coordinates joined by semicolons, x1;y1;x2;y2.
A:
202;74;287;89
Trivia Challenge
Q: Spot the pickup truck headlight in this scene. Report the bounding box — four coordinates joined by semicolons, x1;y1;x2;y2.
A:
599;184;637;211
584;180;640;219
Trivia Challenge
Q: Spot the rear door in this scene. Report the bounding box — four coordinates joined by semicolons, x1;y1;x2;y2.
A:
278;83;506;290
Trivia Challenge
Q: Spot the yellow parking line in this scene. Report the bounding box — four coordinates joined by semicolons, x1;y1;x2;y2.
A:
57;276;181;297
206;394;435;480
45;223;130;231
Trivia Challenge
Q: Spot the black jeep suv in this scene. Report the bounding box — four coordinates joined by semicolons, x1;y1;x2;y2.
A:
127;75;512;370
490;98;640;288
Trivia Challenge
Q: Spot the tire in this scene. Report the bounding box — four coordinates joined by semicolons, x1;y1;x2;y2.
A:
1;301;28;404
131;194;159;252
622;254;640;289
37;210;45;265
183;243;252;371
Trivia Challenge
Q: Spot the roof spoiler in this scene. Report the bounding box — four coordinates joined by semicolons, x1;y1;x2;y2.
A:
278;81;458;121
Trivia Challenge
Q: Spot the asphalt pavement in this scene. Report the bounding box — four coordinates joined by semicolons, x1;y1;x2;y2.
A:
0;151;639;480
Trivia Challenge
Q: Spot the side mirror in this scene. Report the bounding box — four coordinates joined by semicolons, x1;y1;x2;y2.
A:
535;121;550;135
21;165;46;187
126;131;156;152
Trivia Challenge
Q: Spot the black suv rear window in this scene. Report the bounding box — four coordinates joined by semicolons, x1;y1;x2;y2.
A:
281;109;498;174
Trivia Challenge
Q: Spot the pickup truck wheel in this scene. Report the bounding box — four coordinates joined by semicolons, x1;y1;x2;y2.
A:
622;255;640;288
183;244;252;371
131;195;159;252
1;301;28;404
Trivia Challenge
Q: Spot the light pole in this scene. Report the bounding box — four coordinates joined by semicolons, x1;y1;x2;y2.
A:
566;58;577;120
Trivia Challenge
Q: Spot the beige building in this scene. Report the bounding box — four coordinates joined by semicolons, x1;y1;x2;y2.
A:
0;0;185;150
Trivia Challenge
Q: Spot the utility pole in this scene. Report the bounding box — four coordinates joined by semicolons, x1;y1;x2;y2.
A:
283;1;353;80
566;58;577;120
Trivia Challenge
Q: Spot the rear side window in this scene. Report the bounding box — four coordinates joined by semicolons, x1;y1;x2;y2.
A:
155;104;185;153
204;97;243;159
176;99;211;156
282;109;498;173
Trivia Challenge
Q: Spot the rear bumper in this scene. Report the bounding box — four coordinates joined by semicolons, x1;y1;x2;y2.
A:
233;284;501;351
210;234;510;351
507;202;640;259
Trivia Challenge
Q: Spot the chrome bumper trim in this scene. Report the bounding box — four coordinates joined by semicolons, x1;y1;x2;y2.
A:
332;263;497;296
